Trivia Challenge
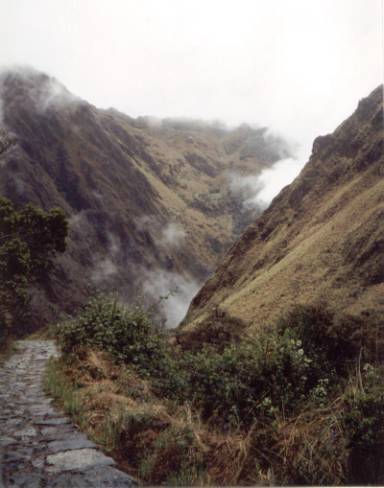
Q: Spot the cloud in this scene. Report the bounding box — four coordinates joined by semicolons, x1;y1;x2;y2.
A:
135;216;187;249
12;175;25;194
142;269;200;328
135;214;159;233
37;74;77;112
91;257;118;284
229;143;308;209
229;171;264;209
90;233;122;284
0;65;79;120
68;211;94;236
253;157;305;206
69;217;121;286
160;222;186;248
0;94;3;127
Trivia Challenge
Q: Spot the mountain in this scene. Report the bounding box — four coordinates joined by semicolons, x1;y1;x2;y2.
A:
181;85;383;343
0;67;289;329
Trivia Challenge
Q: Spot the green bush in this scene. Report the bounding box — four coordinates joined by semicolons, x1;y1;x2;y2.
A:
343;365;384;449
173;329;326;427
138;425;207;485
342;365;384;484
277;304;366;379
58;295;171;377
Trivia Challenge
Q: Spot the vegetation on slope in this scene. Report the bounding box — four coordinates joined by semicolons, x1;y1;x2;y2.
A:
47;296;384;485
0;197;67;349
182;85;383;337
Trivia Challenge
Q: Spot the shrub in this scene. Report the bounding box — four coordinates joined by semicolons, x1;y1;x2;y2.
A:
176;330;324;427
61;299;364;428
342;365;384;484
277;304;367;379
58;295;171;377
343;365;384;447
137;425;207;485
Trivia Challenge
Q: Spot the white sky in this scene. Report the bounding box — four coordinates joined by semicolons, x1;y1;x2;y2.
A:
0;0;382;150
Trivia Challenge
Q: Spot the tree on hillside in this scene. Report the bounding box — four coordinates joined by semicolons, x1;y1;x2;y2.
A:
0;197;68;346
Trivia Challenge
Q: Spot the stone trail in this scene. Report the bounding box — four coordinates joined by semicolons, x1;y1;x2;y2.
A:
0;340;136;487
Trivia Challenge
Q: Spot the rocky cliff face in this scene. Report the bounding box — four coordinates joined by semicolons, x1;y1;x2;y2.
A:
182;85;384;340
0;67;288;328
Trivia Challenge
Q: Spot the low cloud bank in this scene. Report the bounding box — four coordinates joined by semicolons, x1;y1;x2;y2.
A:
91;233;121;284
92;257;118;283
230;147;309;209
160;222;186;248
69;213;198;328
0;96;3;127
143;269;200;328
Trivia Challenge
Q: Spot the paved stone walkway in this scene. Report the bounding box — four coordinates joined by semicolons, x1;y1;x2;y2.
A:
0;340;136;487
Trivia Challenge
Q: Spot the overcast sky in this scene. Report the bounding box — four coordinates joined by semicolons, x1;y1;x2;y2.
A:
0;0;382;151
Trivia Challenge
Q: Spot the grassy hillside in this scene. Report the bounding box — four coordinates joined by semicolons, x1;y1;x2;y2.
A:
182;85;383;340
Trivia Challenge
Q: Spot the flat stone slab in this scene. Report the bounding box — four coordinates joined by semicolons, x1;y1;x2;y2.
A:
14;426;38;437
0;436;17;447
48;438;96;453
34;417;70;426
46;448;115;472
47;465;136;487
40;425;82;440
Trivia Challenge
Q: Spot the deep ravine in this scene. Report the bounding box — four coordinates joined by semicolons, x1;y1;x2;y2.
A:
0;340;136;487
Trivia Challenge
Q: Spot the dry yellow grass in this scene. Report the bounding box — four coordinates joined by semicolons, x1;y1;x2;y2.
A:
47;347;355;485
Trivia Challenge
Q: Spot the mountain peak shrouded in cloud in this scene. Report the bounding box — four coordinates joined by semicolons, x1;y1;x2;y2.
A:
0;65;81;124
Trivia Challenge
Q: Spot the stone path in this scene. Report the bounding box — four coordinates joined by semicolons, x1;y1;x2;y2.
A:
0;340;136;487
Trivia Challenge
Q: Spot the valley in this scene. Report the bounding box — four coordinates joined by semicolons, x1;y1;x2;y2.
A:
0;67;290;329
0;69;383;487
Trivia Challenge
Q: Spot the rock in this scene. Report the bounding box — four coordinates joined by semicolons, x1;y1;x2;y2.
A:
40;425;81;440
35;418;70;426
13;426;38;437
47;438;96;453
47;465;137;487
46;448;115;472
5;472;43;488
0;436;17;447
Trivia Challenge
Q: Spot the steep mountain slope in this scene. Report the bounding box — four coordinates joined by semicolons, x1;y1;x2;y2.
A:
0;67;289;328
182;85;383;339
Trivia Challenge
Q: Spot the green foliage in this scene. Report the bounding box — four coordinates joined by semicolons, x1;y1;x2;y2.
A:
137;425;207;486
60;300;375;430
277;304;365;376
341;365;384;484
0;197;68;346
58;295;172;377
343;365;384;448
174;331;323;426
60;298;353;427
44;357;83;419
